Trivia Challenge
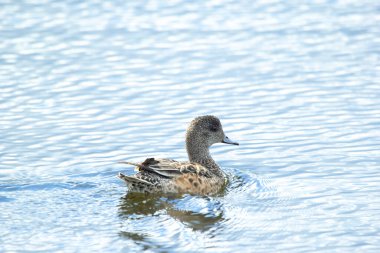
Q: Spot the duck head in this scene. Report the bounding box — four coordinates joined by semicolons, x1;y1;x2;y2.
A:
186;115;239;148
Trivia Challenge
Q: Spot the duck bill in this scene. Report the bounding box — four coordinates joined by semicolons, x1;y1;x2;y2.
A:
222;136;239;145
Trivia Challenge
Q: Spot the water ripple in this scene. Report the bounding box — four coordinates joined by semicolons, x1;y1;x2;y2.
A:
1;0;380;252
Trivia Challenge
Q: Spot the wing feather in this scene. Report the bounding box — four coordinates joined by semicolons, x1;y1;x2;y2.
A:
119;158;210;179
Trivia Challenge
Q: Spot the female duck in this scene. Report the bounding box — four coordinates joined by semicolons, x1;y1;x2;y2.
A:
118;115;238;195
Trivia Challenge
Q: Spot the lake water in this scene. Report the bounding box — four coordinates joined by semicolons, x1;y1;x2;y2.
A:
1;0;379;252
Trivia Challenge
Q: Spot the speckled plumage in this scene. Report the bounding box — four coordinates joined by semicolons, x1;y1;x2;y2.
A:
118;115;238;195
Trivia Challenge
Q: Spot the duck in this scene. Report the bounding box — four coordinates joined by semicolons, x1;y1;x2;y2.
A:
118;115;239;195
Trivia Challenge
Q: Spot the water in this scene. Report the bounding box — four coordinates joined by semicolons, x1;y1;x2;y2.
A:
1;0;379;252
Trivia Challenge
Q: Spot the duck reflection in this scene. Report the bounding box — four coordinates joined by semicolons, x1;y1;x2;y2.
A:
118;192;224;232
118;230;152;251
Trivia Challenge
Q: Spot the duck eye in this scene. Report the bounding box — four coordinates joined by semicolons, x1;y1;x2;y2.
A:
209;125;218;132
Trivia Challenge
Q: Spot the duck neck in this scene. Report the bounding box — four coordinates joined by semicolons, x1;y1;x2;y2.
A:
186;141;211;163
186;136;222;176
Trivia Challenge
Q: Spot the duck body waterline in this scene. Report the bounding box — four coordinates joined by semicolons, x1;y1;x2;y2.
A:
118;115;238;195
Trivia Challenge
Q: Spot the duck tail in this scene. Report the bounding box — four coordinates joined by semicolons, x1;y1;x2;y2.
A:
118;161;141;167
118;161;143;171
118;172;153;186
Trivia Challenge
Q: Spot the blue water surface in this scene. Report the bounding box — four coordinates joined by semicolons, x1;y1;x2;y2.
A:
1;0;379;252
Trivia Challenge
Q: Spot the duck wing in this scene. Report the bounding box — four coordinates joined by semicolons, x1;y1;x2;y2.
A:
119;158;211;179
